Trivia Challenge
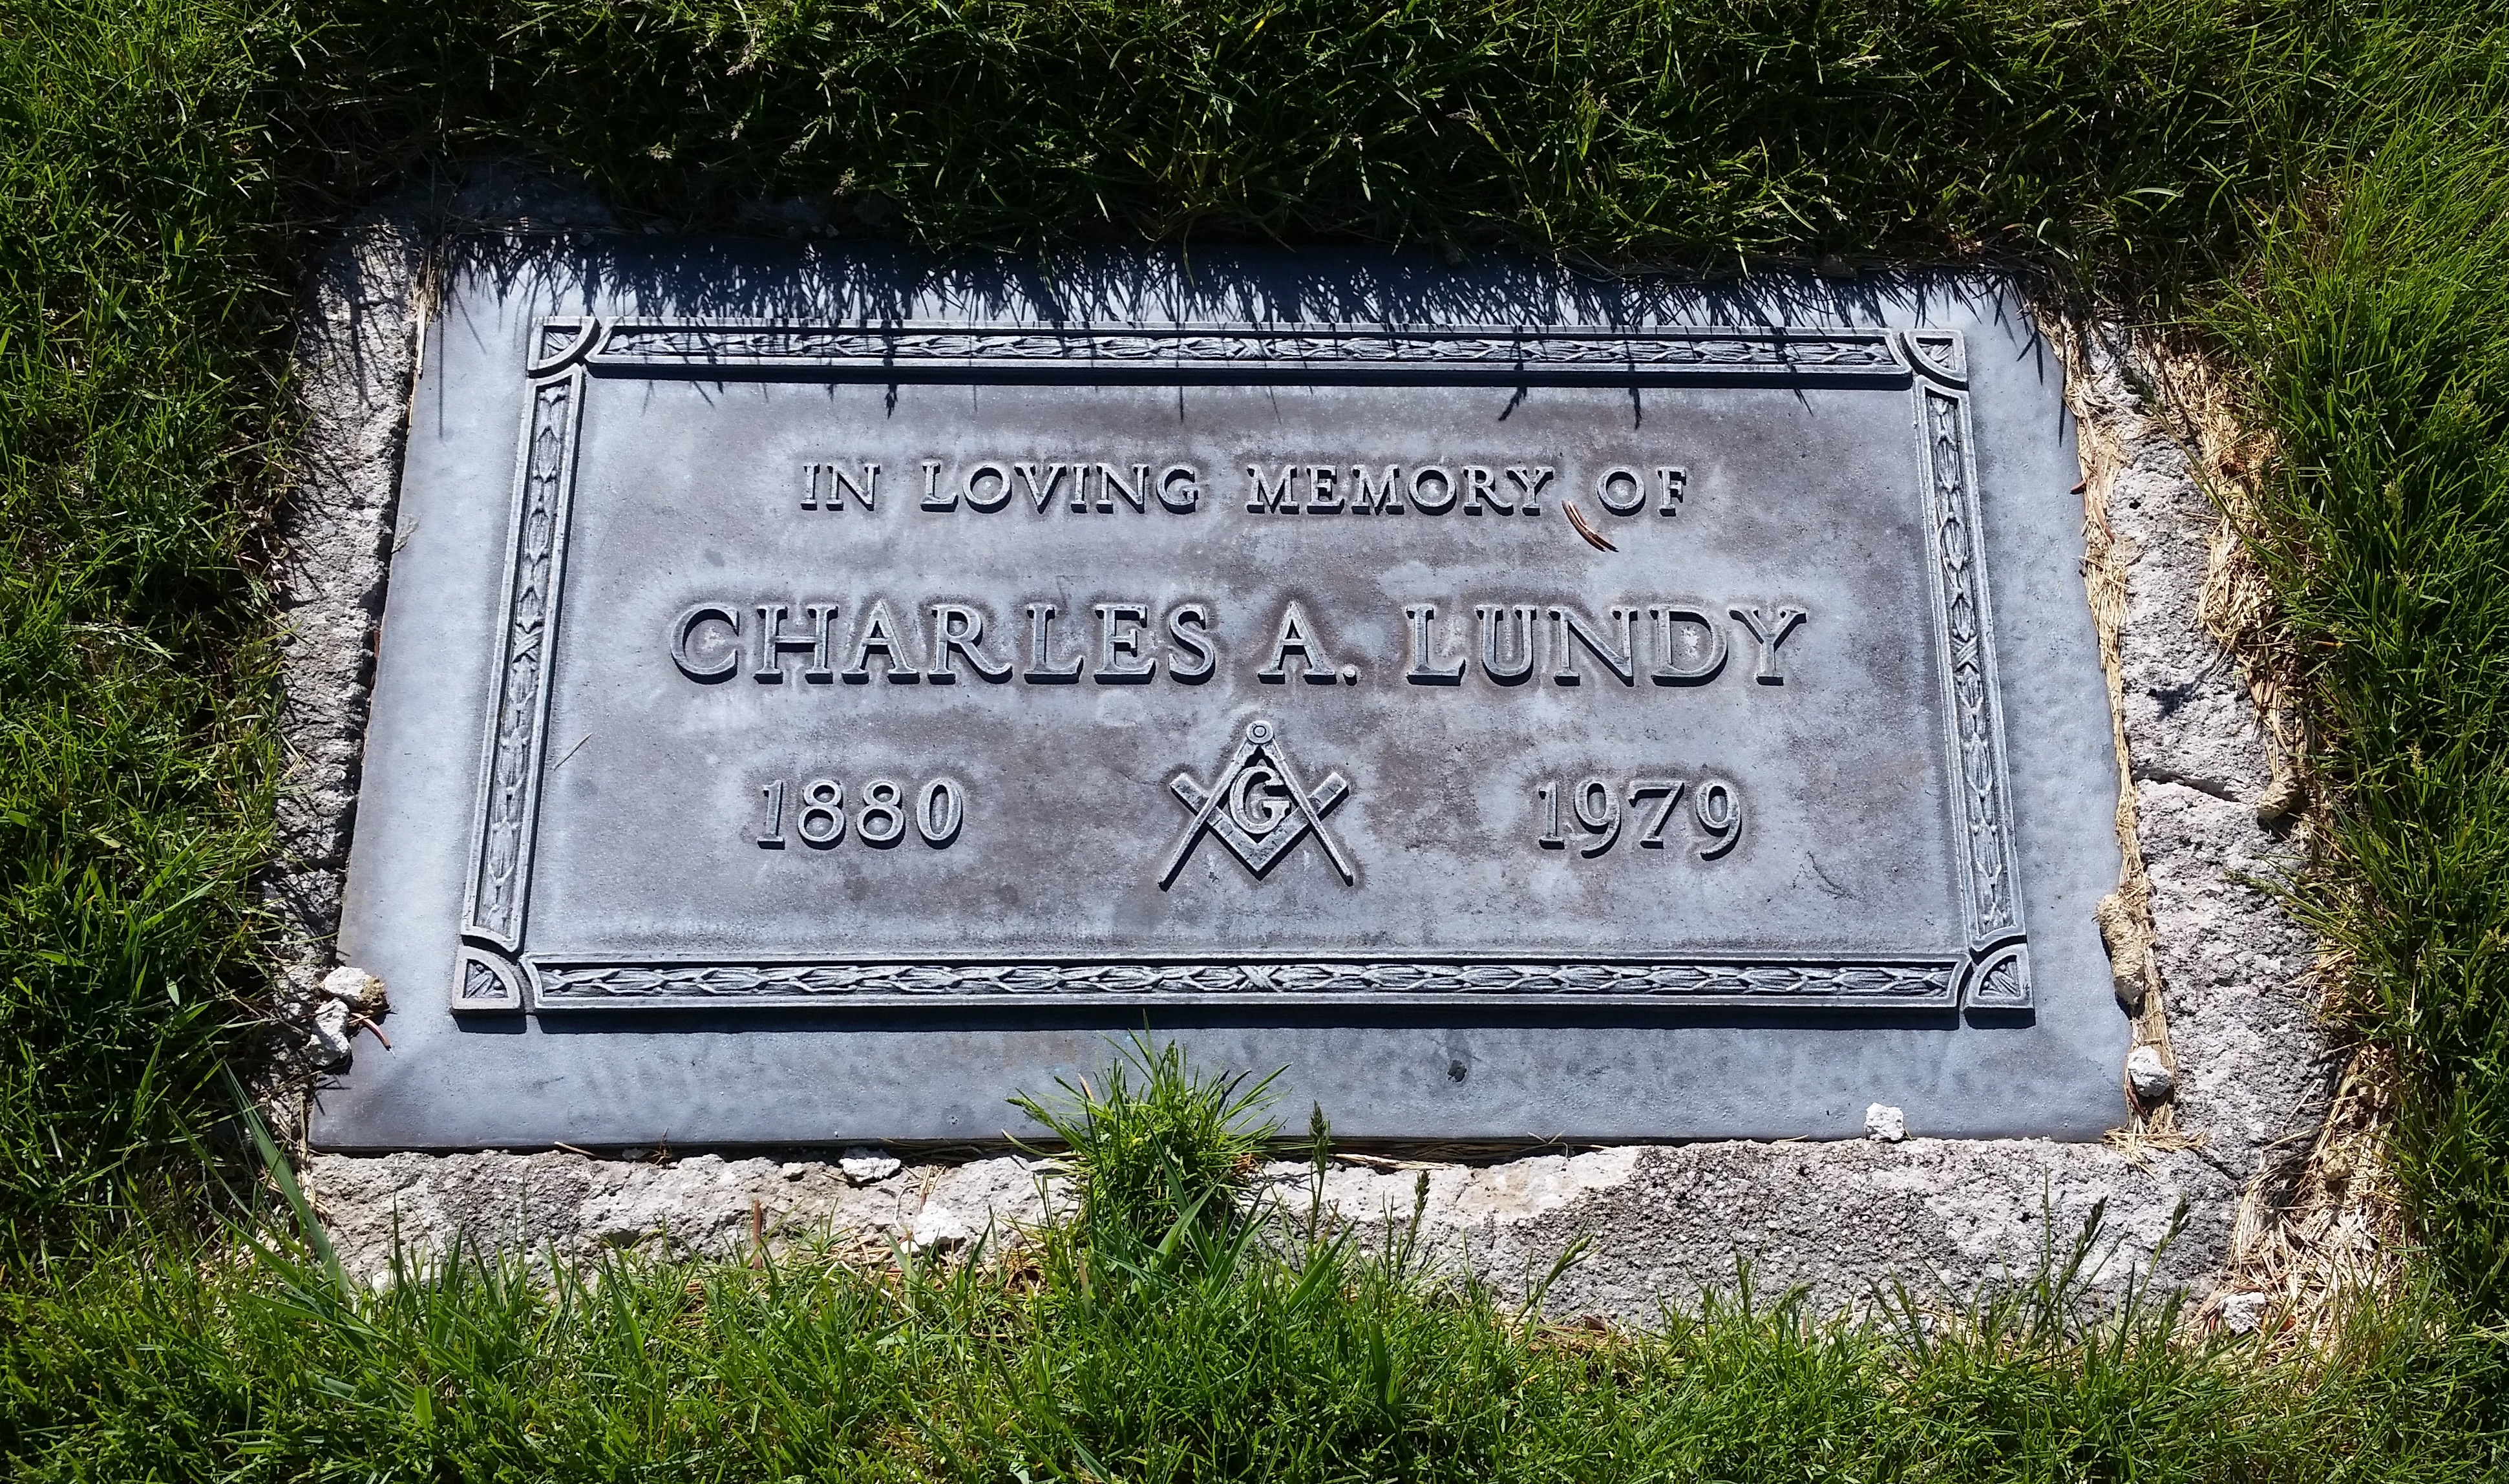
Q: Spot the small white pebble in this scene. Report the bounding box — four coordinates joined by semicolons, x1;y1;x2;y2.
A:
2127;1045;2176;1103
838;1147;903;1185
307;998;354;1067
909;1204;973;1251
1864;1103;1907;1142
2217;1291;2270;1334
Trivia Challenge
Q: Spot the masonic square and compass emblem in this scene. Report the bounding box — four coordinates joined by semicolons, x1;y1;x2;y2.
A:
1156;720;1354;887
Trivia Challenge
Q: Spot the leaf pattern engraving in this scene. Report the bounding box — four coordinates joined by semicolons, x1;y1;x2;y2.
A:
533;959;1957;1005
1923;388;2024;958
597;324;1904;374
472;377;571;939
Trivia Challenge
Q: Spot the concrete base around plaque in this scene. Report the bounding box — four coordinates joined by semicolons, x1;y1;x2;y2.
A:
272;179;2331;1310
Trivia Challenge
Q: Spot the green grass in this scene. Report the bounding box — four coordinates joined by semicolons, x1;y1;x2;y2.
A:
6;0;2509;1471
4;1060;2505;1480
1010;1035;1286;1246
304;0;2321;279
2225;14;2509;1314
0;0;291;1264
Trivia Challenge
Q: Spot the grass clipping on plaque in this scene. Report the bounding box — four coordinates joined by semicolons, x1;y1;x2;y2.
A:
3;1044;2504;1480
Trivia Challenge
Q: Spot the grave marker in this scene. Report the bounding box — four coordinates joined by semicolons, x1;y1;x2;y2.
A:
316;251;2127;1147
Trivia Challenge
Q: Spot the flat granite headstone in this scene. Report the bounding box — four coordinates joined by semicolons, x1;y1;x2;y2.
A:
313;247;2127;1148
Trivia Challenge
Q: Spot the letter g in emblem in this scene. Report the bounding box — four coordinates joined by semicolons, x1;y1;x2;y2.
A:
1228;765;1293;836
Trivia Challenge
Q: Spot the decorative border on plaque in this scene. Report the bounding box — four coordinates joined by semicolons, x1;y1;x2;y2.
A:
451;317;2032;1014
1904;329;2033;1009
587;321;1914;384
529;957;1960;1010
449;346;585;1009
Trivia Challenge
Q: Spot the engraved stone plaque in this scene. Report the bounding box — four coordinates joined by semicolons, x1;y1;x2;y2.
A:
318;248;2128;1147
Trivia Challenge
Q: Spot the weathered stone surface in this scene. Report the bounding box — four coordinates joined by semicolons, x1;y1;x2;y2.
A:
308;999;354;1068
311;1138;2221;1315
312;1148;1046;1275
263;218;421;1054
1267;1138;2228;1315
321;966;386;1012
839;1147;904;1185
2073;333;2334;1184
